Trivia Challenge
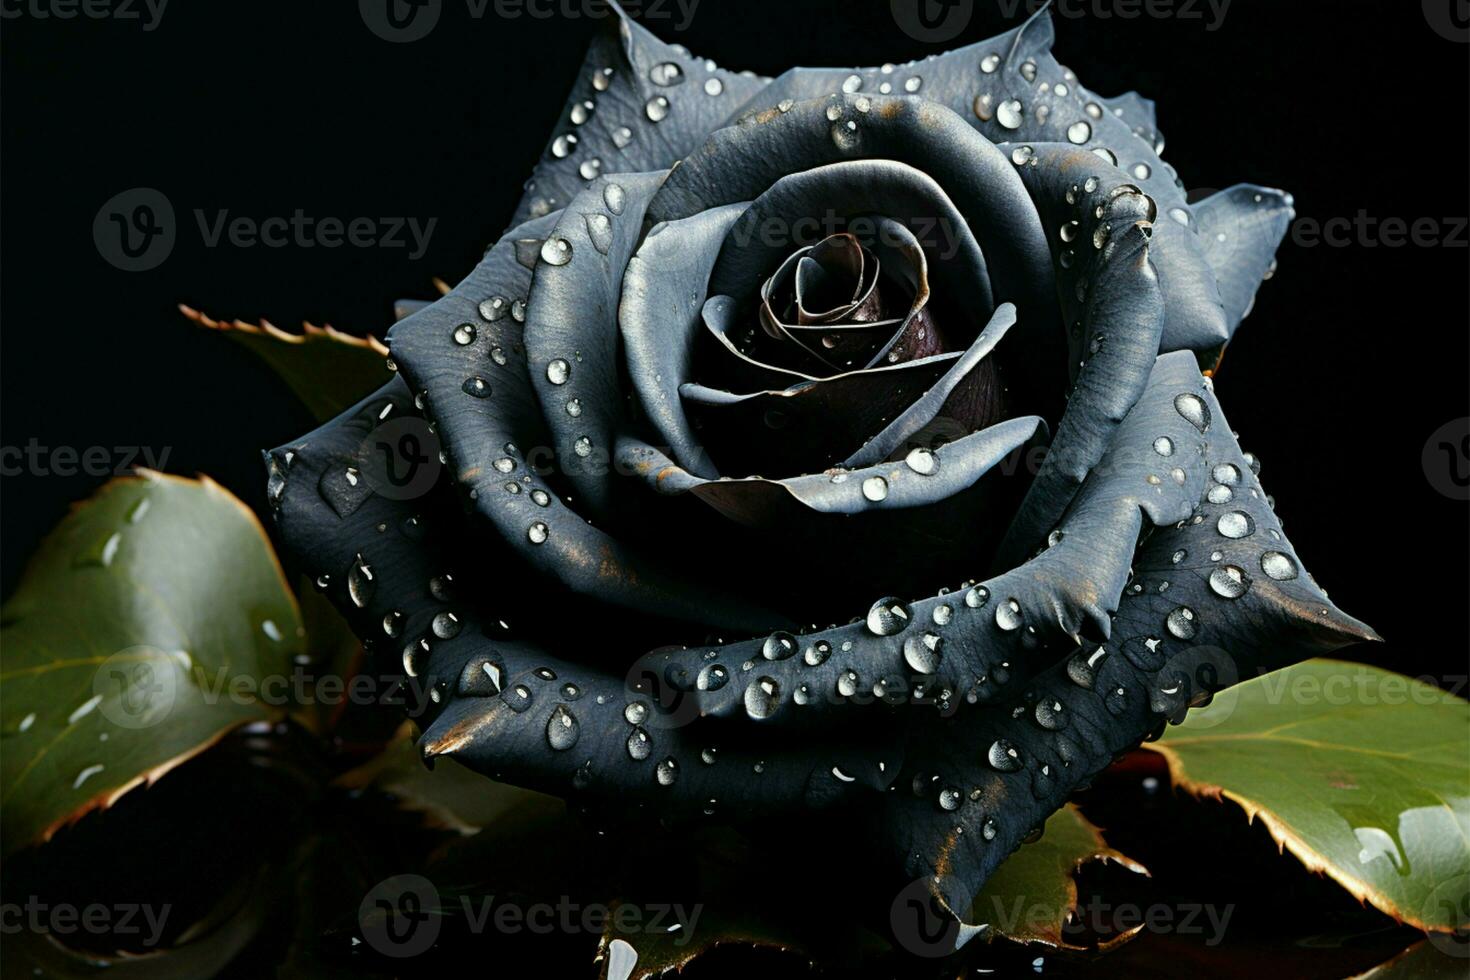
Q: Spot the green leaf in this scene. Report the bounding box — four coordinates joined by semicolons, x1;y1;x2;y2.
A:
181;304;392;422
335;724;561;834
1145;659;1470;936
0;472;305;856
970;803;1149;949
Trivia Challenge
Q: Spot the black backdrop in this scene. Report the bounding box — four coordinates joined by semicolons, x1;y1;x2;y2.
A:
2;0;1467;688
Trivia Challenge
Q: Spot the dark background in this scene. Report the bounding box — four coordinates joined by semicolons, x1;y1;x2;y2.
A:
2;0;1467;693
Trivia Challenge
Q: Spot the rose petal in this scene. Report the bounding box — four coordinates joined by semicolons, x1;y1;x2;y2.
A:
621;203;752;478
865;364;1378;926
996;149;1165;565
626;352;1213;726
676;353;970;478
722;9;1229;353
522;169;666;515
383;212;780;631
1190;185;1296;335
510;1;766;227
617;414;1042;524
646;95;1063;403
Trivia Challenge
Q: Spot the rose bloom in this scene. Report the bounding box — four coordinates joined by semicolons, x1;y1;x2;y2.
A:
265;5;1372;936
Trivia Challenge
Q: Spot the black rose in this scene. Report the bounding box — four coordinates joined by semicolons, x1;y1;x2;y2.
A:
266;4;1374;939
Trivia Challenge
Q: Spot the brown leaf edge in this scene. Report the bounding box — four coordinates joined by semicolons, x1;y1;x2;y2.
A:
177;303;390;357
981;803;1152;952
1140;740;1461;937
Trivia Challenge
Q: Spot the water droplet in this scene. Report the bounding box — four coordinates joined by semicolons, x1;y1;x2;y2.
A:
861;476;888;501
965;585;990;609
982;817;998;840
1260;551;1298;581
932;603;953;626
905;447;937;475
452;322;476;346
866;597;911;636
697;663;729;691
1166;606;1198;640
546;705;580;750
836;670;861;698
997;99;1024;129
1066;647;1109;689
561;682;582;700
744;676;780;719
938;787;961;811
656;757;679;785
623;701;649;725
1067;120;1092;144
649;61;682;86
1153;436;1174;457
645;96;670;122
540;237;572;266
1034;698;1066;730
1209;565;1250;599
1216;511;1254;539
1132;162;1152;180
980;53;1000;73
762;631;798;661
904;76;922;92
626;727;652;760
348;554;375;608
1011;145;1034;166
704;77;723;96
994;598;1023;631
987;739;1023;773
546;359;571;385
573;436;593;458
528;522;549;544
903;633;944;674
552;133;578;158
1174;392;1211;432
463;376;491;398
804;640;831;666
